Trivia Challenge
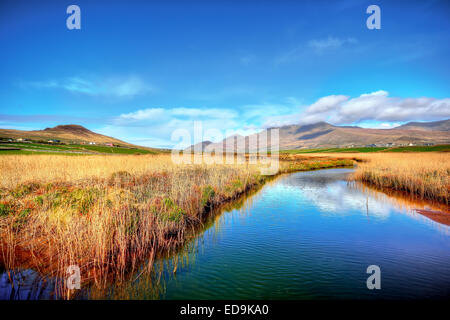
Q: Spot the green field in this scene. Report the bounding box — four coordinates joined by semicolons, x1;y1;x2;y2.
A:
0;141;159;155
283;147;387;153
1;141;448;155
382;145;450;152
282;145;450;154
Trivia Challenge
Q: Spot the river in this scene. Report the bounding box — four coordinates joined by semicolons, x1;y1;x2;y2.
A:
1;168;450;299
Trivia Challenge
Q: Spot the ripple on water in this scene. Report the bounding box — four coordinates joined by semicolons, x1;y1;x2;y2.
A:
1;168;449;300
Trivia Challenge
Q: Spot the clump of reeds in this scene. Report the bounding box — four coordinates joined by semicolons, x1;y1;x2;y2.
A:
347;153;449;204
0;153;355;298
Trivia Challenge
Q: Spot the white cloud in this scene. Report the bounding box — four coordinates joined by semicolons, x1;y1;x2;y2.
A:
305;95;349;114
358;122;402;129
275;36;358;65
263;91;450;127
116;107;238;123
24;76;153;97
105;106;246;148
117;108;165;121
171;108;238;119
308;36;357;52
379;122;401;129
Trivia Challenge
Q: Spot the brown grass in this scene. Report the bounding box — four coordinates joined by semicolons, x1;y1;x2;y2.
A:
1;152;447;299
301;152;449;204
0;153;352;298
350;153;449;204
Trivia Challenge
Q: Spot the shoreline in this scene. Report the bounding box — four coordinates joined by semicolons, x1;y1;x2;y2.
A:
1;152;448;299
0;156;354;298
1;157;448;299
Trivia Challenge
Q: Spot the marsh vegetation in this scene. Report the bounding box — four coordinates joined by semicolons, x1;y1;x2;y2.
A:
0;152;447;299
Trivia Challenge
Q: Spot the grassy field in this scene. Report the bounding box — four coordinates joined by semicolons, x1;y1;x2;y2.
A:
283;147;388;153
0;141;159;155
283;144;450;154
0;153;352;297
350;153;449;204
382;145;450;152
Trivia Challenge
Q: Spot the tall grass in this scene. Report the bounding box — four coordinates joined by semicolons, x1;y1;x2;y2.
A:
0;153;353;298
1;152;447;298
350;153;449;204
304;152;449;204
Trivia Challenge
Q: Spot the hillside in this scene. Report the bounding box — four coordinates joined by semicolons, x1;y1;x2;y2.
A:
188;119;450;152
0;124;132;145
184;141;213;152
396;119;450;131
0;124;165;154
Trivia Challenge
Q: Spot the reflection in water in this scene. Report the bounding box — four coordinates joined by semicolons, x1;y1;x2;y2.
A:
1;168;450;299
279;169;394;220
0;269;57;300
280;169;449;233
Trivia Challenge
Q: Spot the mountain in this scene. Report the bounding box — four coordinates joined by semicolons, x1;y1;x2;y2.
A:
184;141;213;152
0;124;138;147
396;119;450;131
188;119;450;152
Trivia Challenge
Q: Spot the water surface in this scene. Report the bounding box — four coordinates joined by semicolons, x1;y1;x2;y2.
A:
1;168;449;299
158;168;450;299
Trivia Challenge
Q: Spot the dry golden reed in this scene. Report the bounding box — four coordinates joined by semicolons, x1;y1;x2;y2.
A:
350;153;449;204
4;151;446;298
307;152;449;204
0;154;266;295
0;153;350;297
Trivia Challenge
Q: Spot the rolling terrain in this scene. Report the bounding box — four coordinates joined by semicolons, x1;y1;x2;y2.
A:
189;119;450;152
0;125;164;154
0;125;133;146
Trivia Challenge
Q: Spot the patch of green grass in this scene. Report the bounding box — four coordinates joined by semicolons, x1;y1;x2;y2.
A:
0;149;86;155
201;185;215;207
34;195;44;206
12;208;31;229
75;145;156;154
0;141;158;155
283;159;355;173
161;197;185;222
68;188;101;215
282;145;450;153
10;183;40;198
0;203;13;216
383;145;450;152
283;147;387;153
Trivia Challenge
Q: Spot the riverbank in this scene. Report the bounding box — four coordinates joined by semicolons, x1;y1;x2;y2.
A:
288;152;449;205
351;153;449;205
0;154;353;298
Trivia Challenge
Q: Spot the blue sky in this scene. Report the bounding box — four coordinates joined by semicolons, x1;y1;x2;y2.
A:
1;0;449;148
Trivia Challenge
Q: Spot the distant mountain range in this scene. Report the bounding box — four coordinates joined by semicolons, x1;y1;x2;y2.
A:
186;119;450;152
1;119;449;152
395;119;450;131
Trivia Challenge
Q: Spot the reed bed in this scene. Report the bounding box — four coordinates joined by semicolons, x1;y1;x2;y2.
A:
302;152;449;204
0;153;352;298
1;152;447;298
349;153;449;204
